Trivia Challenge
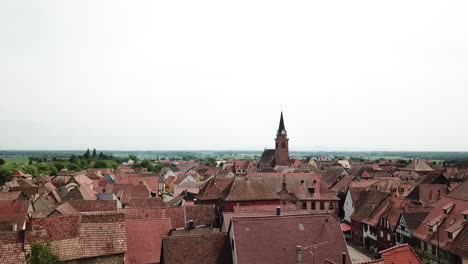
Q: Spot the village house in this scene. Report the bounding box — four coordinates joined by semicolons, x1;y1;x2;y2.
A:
412;180;468;264
247;173;339;215
228;213;351;264
357;244;423;264
350;189;389;247
218;177;281;212
395;212;430;246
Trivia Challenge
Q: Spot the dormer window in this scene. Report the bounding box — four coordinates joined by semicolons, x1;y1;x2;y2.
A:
308;187;315;194
448;231;453;241
442;202;455;215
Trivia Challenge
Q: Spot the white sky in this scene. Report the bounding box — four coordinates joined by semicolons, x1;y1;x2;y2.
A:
1;1;468;151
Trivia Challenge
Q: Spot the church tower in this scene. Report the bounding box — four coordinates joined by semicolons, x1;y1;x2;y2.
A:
275;111;290;166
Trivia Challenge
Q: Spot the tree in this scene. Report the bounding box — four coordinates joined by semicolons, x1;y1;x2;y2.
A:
83;149;90;159
29;159;33;165
0;158;5;165
26;243;64;264
92;148;97;157
0;167;13;185
129;155;138;162
204;157;217;167
99;152;104;159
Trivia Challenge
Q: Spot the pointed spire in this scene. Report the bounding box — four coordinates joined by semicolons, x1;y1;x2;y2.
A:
277;111;287;136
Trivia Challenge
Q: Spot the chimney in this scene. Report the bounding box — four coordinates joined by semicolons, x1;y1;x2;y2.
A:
342;252;346;264
276;206;281;216
296;246;303;264
187;220;194;229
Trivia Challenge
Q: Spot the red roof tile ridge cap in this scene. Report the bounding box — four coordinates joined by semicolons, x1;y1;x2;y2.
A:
232;212;335;221
163;232;226;239
125;217;171;222
378;243;410;254
355;259;384;264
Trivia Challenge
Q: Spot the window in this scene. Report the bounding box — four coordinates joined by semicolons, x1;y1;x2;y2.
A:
387;234;391;241
380;231;384;237
329;202;334;210
448;231;453;241
311;202;316;210
301;202;307;209
320;202;325;210
308;187;315;194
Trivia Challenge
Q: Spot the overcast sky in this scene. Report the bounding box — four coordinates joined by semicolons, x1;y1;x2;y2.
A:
1;1;468;151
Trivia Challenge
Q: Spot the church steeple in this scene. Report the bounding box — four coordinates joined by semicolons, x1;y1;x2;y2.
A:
275;111;289;166
277;111;287;136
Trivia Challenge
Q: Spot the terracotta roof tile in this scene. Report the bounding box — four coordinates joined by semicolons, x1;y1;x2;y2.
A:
231;214;351;264
128;197;167;208
184;204;215;226
125;218;171;264
379;244;422;264
247;173;338;201
220;177;280;202
123;207;186;229
197;177;234;201
162;233;232;264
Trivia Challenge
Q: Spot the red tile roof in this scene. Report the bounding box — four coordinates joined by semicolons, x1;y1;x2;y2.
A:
123;207;186;229
120;176;159;193
125;218;171;264
222;210;315;232
219;177;280;202
413;181;468;252
197;177;234;201
0;191;24;201
231;213;351;264
162;233;232;264
12;170;32;178
25;215;81;260
128;197;167;208
79;213;127;259
184;204;215;227
67;200;118;212
0;200;30;231
247;173;339;201
379;244;422;264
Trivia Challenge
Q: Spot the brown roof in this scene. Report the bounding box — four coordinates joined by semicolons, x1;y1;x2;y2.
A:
452;225;468;259
222;210;314;232
331;175;355;193
219;177;280;202
0;191;24;201
231;214;351;264
79;213;127;259
67;200;118;212
128;197;167;208
184;204;215;227
413;185;468;252
123;207;186;229
247;173;338;201
322;166;348;187
0;200;30;231
52;202;79;216
351;189;389;222
197;177;234;201
404;159;434;172
125;218;171;264
162;233;232;264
